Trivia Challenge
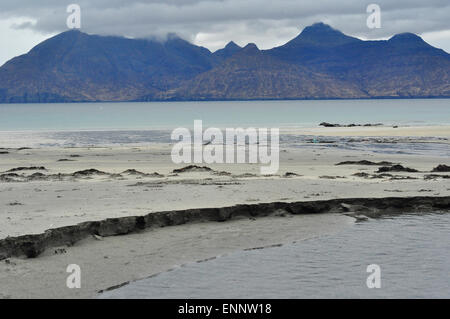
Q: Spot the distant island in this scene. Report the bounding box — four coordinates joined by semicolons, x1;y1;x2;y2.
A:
0;22;449;103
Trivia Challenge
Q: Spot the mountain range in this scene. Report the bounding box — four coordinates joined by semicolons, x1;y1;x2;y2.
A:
1;22;449;103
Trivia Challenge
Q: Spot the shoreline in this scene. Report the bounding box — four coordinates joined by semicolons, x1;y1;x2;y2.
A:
1;96;450;105
280;125;450;137
1;123;449;133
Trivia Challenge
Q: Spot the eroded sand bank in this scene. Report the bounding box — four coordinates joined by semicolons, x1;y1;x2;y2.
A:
0;212;355;299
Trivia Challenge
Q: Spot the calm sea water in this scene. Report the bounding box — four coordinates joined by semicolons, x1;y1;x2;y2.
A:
0;99;449;155
0;99;449;131
100;213;450;299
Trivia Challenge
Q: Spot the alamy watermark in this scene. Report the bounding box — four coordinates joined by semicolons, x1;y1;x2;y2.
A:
171;120;279;175
366;264;381;289
67;4;81;29
366;4;381;29
66;264;81;289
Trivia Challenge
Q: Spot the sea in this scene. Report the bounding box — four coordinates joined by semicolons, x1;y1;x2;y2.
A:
1;99;449;131
99;212;450;299
0;99;449;156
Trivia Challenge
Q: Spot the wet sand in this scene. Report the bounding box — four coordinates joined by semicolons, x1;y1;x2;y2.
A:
0;125;449;298
0;213;355;299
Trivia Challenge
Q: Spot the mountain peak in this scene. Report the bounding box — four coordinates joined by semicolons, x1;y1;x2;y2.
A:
165;33;185;42
303;22;334;32
61;29;82;34
301;22;343;37
284;22;360;48
243;43;259;51
26;29;88;56
50;29;84;40
389;32;424;43
213;41;242;60
225;41;240;49
388;32;431;49
235;43;260;56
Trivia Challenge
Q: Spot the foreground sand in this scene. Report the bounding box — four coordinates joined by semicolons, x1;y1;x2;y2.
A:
0;125;449;298
0;213;354;299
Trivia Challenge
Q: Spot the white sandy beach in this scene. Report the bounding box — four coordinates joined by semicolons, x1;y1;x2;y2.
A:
0;125;449;298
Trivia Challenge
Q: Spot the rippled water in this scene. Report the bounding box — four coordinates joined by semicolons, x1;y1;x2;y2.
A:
100;213;450;299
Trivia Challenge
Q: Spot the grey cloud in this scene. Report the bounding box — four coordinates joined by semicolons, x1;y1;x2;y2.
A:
0;0;449;51
10;21;36;30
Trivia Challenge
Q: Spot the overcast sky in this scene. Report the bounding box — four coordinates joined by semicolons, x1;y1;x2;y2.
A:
1;0;449;66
